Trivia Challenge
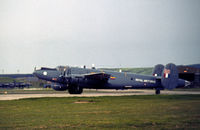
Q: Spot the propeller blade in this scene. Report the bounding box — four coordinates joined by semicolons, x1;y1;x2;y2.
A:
63;68;66;76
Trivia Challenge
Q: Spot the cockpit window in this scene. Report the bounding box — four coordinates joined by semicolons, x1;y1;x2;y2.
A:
41;67;56;70
56;66;69;71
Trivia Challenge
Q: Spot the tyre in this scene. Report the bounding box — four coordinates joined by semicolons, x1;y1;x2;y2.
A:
68;85;83;94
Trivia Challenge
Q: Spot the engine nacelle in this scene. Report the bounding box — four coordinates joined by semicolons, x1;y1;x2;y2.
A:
52;84;67;91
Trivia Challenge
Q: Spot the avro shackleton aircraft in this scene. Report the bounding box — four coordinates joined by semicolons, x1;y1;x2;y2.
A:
33;63;190;94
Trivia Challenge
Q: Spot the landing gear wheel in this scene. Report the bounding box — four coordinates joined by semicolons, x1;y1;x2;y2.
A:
155;89;160;95
68;85;83;94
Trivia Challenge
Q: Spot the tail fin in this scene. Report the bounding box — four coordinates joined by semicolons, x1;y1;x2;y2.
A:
161;63;178;90
152;64;164;76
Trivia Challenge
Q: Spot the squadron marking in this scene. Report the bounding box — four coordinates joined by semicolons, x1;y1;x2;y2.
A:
135;78;156;84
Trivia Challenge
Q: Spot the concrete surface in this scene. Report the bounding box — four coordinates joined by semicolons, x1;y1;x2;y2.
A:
0;89;200;100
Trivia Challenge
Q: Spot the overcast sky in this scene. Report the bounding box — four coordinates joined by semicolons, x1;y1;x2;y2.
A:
0;0;200;73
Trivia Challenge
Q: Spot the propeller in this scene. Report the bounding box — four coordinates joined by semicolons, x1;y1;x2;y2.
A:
59;67;71;84
63;68;66;76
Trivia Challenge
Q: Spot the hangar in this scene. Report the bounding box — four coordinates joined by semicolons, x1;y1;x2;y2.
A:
177;64;200;87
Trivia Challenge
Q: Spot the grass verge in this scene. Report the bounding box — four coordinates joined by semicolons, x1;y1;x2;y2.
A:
0;95;200;129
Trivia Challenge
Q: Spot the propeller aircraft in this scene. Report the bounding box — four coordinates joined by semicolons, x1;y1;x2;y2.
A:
33;63;190;94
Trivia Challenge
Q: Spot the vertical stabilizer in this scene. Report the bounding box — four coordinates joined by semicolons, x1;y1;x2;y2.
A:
152;64;164;76
161;63;178;90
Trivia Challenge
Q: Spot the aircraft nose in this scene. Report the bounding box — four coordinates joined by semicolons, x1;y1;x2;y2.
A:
33;70;38;77
33;70;42;77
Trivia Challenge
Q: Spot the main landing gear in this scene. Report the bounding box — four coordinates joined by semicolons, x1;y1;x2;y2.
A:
155;89;160;95
68;85;83;94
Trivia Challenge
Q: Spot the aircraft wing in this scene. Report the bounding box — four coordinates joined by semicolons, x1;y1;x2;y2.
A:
83;72;110;81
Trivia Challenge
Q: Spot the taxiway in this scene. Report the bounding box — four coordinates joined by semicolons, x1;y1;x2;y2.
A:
0;89;200;100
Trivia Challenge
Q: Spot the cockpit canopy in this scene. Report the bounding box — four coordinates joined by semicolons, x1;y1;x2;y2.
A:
56;66;70;71
40;67;57;71
36;66;71;72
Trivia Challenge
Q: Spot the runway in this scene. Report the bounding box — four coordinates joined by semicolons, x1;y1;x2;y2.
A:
0;89;200;100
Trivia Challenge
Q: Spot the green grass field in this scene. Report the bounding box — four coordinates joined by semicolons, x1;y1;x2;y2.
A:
0;95;200;129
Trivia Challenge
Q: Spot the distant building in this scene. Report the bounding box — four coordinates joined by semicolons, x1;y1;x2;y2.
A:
177;64;200;87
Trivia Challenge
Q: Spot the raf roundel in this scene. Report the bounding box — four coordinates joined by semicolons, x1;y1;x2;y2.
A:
43;71;47;76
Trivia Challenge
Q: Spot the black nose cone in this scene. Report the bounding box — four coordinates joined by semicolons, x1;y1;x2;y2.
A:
33;70;41;77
